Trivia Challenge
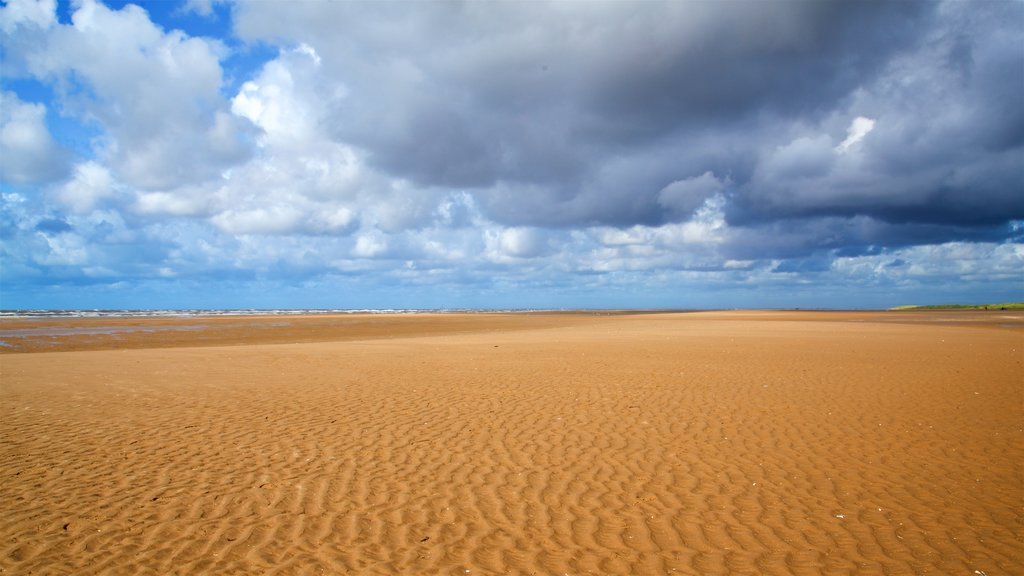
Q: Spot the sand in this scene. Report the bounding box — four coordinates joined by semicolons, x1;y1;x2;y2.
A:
1;311;1021;575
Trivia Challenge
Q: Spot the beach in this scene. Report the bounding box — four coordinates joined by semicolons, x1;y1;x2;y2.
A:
1;311;1021;574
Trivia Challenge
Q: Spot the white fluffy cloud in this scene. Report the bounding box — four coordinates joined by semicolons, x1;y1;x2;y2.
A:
230;46;327;147
52;161;116;214
5;0;254;190
352;232;388;259
0;0;56;33
495;227;550;259
0;91;68;183
206;44;367;236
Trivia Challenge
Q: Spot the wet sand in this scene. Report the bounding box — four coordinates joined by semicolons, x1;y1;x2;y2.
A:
1;311;1021;574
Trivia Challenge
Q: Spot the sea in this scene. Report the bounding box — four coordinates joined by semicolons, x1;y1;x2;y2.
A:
0;308;553;319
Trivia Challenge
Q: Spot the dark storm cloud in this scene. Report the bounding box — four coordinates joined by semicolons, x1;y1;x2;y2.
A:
235;2;927;205
570;2;928;139
232;0;1023;253
720;217;1016;263
733;2;1023;233
232;0;1016;261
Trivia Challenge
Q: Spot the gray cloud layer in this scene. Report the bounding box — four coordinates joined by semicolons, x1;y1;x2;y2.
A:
235;0;1022;244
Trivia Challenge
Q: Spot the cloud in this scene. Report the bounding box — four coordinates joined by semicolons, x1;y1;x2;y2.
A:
0;91;69;184
211;205;303;236
835;117;876;154
495;227;550;259
232;1;933;226
831;242;1024;284
0;0;56;33
134;188;213;217
658;172;728;221
182;0;224;18
352;232;388;259
0;0;1021;308
230;45;330;147
4;0;255;190
52;161;117;214
734;0;1024;232
228;0;1021;239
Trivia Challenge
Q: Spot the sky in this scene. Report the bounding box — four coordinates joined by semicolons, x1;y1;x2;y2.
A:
1;0;1022;310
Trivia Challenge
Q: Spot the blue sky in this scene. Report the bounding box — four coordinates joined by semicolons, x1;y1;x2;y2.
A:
1;0;1022;310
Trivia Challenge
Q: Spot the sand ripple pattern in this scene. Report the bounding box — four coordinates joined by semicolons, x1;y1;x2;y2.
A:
1;312;1021;574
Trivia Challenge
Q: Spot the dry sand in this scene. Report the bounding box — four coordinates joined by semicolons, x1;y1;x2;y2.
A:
1;311;1021;575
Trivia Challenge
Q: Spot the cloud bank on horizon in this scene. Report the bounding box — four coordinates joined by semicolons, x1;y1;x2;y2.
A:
1;0;1021;309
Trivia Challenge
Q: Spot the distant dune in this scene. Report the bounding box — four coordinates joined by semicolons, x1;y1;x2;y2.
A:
889;302;1024;311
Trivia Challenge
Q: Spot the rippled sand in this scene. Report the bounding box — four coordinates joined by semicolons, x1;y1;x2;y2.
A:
1;311;1021;574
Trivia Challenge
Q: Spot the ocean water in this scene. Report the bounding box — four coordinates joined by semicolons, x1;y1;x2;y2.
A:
0;308;543;319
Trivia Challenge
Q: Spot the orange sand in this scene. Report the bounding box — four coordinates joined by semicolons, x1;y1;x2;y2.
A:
1;311;1021;574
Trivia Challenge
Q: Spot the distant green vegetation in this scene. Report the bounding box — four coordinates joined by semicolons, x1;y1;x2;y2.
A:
889;303;1024;311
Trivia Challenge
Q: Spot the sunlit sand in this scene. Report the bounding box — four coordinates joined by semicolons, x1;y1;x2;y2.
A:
1;311;1020;574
